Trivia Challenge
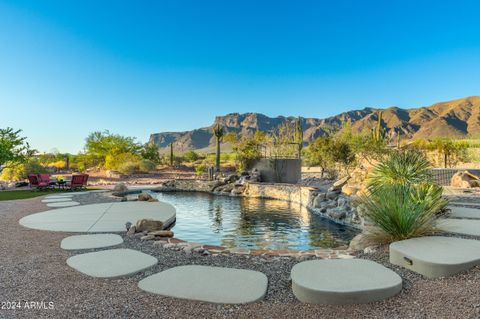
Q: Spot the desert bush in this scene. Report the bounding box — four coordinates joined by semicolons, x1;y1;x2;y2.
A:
304;134;356;175
69;153;103;171
234;139;263;171
0;158;47;181
141;143;161;164
104;154;156;175
138;159;156;172
409;138;470;168
105;153;140;171
304;136;333;177
195;164;205;176
184;150;199;162
160;154;184;166
117;161;139;175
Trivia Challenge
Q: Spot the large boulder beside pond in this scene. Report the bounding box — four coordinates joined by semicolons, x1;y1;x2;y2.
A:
138;193;153;201
451;171;480;188
136;219;164;232
348;233;375;251
113;182;128;193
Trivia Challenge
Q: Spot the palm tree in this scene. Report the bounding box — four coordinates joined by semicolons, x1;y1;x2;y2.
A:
213;124;224;173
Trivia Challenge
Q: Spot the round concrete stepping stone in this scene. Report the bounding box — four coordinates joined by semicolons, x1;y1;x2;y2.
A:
67;248;157;278
390;236;480;278
44;194;74;199
20;202;176;232
291;259;402;304
437;219;480;236
448;206;480;219
46;201;80;207
450;202;480;207
61;234;123;250
138;265;268;304
42;197;73;203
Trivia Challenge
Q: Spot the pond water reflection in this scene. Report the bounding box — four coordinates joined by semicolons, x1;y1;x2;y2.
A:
155;192;359;250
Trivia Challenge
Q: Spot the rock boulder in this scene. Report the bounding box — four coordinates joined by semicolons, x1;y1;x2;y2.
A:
138;193;153;201
113;182;128;193
451;171;480;188
136;219;164;232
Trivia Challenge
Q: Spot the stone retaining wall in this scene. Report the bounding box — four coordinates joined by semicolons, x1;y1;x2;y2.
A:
243;182;314;207
154;179;220;193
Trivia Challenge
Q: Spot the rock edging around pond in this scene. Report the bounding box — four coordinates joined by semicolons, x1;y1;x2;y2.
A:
137;235;354;261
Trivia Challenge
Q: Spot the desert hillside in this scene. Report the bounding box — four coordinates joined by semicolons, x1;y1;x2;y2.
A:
149;96;480;152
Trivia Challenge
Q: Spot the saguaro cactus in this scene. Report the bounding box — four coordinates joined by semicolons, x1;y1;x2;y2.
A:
294;116;303;158
372;111;385;142
213;124;224;173
170;142;174;167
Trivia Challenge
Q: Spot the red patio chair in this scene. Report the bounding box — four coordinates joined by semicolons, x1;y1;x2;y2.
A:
28;174;49;190
82;174;89;187
39;174;53;186
67;174;88;190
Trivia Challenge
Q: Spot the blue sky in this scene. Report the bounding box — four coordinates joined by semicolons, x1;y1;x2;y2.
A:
1;0;480;153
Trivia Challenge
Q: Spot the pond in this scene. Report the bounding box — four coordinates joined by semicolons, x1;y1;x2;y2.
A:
155;192;359;250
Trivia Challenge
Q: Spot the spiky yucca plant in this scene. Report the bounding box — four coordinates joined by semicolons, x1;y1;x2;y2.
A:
362;184;440;242
360;149;447;243
367;149;432;193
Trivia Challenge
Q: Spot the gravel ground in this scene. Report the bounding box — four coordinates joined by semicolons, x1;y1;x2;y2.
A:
0;195;479;319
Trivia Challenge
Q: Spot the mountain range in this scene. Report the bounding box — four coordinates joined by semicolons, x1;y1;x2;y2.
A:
149;96;480;153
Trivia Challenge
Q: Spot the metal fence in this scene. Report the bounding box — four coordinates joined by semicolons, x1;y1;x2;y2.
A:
430;168;480;186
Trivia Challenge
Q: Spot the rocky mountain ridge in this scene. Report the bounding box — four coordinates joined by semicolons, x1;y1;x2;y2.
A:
149;96;480;152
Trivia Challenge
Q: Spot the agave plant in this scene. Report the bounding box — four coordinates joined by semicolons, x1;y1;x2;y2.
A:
361;184;440;242
367;149;432;194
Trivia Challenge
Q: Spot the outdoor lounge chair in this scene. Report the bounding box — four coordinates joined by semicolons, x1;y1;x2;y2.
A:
67;174;89;190
28;174;50;190
39;174;55;186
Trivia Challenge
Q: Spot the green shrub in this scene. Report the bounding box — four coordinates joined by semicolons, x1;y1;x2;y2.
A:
361;184;442;242
184;150;199;162
138;159;156;172
360;149;447;243
69;153;103;172
367;149;432;193
141;143;161;164
105;153;140;171
117;161;139;175
0;158;47;181
195;164;205;176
